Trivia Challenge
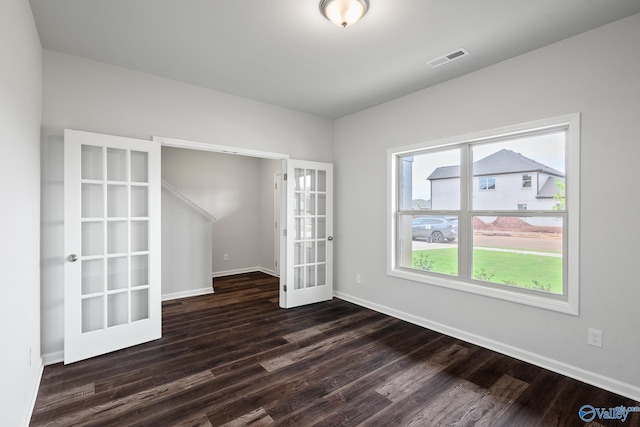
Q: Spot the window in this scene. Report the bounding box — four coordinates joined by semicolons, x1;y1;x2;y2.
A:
388;114;580;314
479;176;495;190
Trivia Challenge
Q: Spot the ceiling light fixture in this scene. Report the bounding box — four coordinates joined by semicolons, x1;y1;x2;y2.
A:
320;0;369;28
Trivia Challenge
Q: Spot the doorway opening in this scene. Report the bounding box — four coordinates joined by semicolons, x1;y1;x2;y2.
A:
154;136;288;302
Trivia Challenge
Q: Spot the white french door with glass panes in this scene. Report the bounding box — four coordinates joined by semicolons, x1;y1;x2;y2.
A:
64;129;161;364
284;160;333;308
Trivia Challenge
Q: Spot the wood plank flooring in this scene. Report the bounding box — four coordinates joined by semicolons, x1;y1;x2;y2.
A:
31;272;640;426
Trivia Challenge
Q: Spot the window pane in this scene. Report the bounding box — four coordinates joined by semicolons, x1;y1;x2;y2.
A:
398;215;458;276
472;216;563;294
472;131;565;211
400;148;460;211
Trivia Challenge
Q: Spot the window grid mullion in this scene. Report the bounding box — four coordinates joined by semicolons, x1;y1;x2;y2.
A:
459;144;472;280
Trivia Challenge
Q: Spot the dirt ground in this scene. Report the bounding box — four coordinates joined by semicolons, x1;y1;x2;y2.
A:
473;233;562;252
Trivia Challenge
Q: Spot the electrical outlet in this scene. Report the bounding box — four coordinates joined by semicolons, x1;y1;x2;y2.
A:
356;274;362;284
223;254;229;261
588;328;603;348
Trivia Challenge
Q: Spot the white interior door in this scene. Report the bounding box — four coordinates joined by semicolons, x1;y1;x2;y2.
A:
283;160;333;308
274;173;281;276
64;129;161;364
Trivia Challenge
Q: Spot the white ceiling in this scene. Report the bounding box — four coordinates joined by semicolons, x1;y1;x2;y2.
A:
29;0;640;119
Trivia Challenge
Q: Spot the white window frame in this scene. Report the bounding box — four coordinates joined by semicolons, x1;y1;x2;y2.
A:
522;173;532;189
387;114;580;315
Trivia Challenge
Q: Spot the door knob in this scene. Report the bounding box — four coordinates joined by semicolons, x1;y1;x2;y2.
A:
68;254;78;262
327;236;334;241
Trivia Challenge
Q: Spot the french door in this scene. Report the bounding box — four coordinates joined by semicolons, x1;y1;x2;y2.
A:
283;160;333;308
64;130;161;364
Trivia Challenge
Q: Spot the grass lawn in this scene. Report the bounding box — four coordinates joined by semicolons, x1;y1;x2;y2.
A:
412;248;562;294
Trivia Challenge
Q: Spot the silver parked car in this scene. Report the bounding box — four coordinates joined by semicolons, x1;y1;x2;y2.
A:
411;216;458;242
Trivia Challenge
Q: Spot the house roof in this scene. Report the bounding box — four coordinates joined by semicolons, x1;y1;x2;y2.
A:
427;149;564;180
536;176;561;198
412;199;432;209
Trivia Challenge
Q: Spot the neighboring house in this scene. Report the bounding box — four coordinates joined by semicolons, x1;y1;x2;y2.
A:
412;198;431;210
427;149;565;211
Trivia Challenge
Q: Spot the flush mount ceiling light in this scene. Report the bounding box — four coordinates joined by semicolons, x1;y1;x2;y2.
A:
320;0;370;28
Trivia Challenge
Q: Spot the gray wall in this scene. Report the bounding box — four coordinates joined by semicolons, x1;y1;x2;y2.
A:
333;13;640;397
0;1;43;425
39;50;333;360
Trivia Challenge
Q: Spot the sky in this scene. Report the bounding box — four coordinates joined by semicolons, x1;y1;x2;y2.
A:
411;131;566;201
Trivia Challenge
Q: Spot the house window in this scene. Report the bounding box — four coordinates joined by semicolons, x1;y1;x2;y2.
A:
479;176;496;190
388;114;580;314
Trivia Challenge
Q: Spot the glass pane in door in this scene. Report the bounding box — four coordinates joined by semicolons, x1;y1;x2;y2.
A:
81;145;102;180
107;257;128;291
131;255;148;287
107;221;127;254
107;185;127;217
82;259;103;295
130;151;148;183
131;289;149;321
107;293;129;327
131;186;148;217
82;184;103;218
107;148;127;181
82;296;104;333
292;166;328;291
82;222;103;256
131;221;148;252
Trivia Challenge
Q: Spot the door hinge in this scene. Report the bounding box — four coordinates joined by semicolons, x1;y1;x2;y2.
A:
283;229;287;237
275;261;278;268
283;173;288;181
284;285;287;292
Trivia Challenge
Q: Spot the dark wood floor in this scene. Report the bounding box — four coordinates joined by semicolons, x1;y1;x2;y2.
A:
31;272;639;426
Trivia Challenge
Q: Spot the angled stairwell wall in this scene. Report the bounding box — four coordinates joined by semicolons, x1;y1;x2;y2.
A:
162;180;215;300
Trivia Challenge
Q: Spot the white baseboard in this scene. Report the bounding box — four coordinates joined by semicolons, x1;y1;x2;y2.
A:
212;267;278;278
162;287;214;301
42;350;63;366
23;361;44;427
334;290;640;402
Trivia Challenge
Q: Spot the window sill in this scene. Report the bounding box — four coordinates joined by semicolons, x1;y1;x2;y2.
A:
388;267;578;315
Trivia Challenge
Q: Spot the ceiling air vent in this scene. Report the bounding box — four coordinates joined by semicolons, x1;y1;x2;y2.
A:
428;48;469;68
